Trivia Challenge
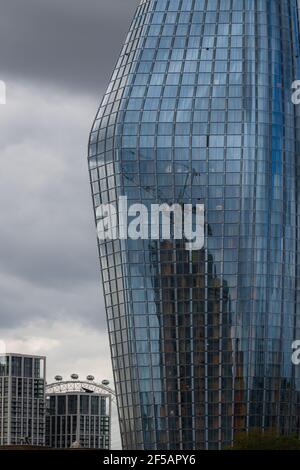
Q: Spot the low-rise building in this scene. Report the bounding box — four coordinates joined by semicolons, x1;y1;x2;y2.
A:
46;376;111;449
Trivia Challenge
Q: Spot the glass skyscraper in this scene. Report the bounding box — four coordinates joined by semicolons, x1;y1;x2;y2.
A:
88;0;300;450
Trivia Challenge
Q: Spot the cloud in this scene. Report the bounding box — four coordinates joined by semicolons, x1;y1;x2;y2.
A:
5;336;59;355
0;0;139;95
0;80;107;330
0;0;141;336
1;318;113;380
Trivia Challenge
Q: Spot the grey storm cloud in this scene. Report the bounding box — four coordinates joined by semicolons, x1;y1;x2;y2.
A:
0;82;106;330
0;0;139;95
0;1;138;332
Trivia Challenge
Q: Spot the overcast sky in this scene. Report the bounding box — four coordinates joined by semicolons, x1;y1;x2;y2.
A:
0;0;139;448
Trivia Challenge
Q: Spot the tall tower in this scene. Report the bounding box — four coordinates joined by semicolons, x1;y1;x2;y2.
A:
88;0;300;450
0;353;46;446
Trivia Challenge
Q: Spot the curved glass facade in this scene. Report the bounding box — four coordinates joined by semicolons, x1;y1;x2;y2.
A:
88;0;300;450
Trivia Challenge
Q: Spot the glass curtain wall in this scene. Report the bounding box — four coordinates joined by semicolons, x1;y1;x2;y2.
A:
88;0;300;450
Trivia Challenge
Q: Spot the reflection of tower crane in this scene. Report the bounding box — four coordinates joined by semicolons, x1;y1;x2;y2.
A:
123;162;200;210
122;160;204;251
123;168;167;204
177;166;200;209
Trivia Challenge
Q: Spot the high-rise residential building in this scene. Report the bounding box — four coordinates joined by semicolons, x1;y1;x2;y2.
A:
46;377;111;449
0;353;46;446
88;0;300;450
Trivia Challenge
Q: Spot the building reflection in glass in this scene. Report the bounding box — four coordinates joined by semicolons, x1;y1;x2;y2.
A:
88;0;300;450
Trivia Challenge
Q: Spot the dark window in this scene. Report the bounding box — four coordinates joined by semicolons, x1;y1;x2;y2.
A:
68;395;78;415
80;395;89;415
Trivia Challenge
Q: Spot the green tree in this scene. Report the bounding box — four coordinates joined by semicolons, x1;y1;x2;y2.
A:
228;429;300;450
